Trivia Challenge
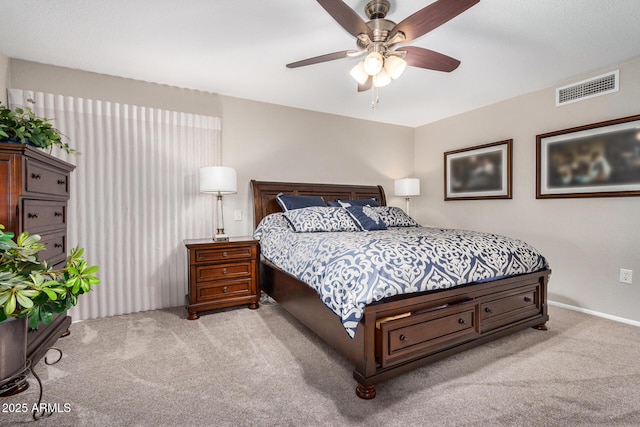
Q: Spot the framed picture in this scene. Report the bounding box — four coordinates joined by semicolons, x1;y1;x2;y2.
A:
444;139;512;200
537;114;640;198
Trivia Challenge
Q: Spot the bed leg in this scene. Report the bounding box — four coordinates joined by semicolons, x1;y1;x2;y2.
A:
532;323;548;331
355;383;376;400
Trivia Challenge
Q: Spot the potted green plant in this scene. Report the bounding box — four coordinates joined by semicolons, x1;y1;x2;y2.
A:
0;102;77;154
0;224;98;392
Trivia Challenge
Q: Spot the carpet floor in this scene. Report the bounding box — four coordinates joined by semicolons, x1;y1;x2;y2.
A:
2;303;639;426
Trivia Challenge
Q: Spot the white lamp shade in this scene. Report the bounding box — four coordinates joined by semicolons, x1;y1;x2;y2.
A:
384;55;407;80
363;51;383;75
372;68;391;88
199;166;237;194
350;61;369;85
395;178;420;197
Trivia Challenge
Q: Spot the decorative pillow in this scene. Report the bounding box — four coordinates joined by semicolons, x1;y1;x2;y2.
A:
371;206;420;227
276;193;326;212
253;212;291;240
336;198;380;207
345;206;387;231
284;207;360;232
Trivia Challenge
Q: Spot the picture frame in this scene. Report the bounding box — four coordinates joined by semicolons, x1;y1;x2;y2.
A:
536;114;640;198
444;139;512;201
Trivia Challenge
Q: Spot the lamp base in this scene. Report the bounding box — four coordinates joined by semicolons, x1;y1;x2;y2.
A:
214;233;229;242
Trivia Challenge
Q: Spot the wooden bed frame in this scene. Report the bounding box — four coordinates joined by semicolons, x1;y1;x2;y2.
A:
251;180;550;399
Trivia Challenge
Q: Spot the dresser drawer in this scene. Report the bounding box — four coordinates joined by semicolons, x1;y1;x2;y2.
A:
195;261;253;282
25;159;70;197
38;231;67;265
194;245;256;263
196;278;252;301
377;301;479;368
480;286;541;333
22;200;66;232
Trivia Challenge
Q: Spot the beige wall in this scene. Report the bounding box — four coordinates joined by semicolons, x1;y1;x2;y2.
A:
0;51;9;104
220;95;415;235
9;59;223;117
7;59;415;237
414;56;640;323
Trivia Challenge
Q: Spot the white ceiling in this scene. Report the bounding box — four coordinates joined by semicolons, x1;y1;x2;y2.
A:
1;0;640;128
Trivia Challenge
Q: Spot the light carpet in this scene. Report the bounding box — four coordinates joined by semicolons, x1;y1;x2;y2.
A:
2;303;639;426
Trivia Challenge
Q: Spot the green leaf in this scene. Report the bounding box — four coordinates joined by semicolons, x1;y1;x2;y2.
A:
4;294;16;316
29;307;40;329
15;291;34;308
39;309;53;325
42;288;57;300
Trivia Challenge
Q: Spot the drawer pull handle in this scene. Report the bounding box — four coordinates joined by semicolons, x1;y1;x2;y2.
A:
223;286;228;293
31;173;41;179
58;179;66;185
399;334;409;343
222;251;228;257
222;268;227;274
524;296;532;302
485;307;493;313
458;318;467;324
54;243;63;248
28;213;39;219
54;211;63;217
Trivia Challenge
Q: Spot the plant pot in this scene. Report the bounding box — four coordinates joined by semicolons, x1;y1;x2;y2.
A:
0;317;29;396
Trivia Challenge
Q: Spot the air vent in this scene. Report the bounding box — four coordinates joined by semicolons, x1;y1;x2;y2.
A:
556;70;619;106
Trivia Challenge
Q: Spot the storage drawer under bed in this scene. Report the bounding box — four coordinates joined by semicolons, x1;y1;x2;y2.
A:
376;300;480;369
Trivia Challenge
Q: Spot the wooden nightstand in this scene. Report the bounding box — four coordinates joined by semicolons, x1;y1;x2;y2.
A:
184;237;260;320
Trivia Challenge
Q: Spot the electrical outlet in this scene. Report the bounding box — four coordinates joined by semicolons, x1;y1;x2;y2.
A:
234;210;242;221
619;269;633;284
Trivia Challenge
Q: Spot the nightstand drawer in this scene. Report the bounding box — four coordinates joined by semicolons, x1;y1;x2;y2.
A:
22;200;66;232
195;261;253;282
197;279;251;301
194;246;256;263
25;159;70;197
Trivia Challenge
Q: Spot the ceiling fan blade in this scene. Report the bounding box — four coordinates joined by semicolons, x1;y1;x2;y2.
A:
390;0;479;43
286;50;353;68
357;76;372;92
397;46;461;72
316;0;373;39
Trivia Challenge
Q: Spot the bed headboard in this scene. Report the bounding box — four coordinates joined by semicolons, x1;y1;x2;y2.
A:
251;180;386;228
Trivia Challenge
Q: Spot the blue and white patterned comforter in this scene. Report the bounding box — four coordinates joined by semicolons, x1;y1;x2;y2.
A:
254;213;548;338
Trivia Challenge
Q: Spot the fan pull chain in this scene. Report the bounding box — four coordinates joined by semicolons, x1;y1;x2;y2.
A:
370;87;380;109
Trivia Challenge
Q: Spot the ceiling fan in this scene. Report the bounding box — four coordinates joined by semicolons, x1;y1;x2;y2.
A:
287;0;480;92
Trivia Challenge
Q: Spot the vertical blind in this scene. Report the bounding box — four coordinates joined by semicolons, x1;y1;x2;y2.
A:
8;89;221;321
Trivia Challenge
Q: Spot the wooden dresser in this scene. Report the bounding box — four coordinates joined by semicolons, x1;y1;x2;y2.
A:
184;237;260;319
0;143;75;365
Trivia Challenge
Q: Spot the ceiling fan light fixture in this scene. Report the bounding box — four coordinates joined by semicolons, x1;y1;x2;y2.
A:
372;68;391;88
350;61;369;84
384;55;407;79
363;51;383;75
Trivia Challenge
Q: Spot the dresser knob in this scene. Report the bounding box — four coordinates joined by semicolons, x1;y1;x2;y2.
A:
458;318;467;324
28;212;39;219
485;307;493;313
31;173;41;179
524;296;532;302
223;286;228;293
222;268;227;274
54;243;63;248
399;334;409;343
54;211;63;217
57;179;66;185
222;251;228;257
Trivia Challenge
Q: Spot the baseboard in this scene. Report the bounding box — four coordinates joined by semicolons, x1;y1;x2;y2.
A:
549;300;640;327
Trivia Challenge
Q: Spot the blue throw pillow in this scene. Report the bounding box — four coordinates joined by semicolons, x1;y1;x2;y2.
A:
345;206;387;231
276;193;326;212
336;198;380;207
